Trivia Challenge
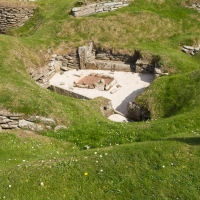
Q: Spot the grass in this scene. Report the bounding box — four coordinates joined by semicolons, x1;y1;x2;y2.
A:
0;131;200;199
0;0;200;198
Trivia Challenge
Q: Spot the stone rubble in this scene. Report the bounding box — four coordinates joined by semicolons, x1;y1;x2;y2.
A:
182;44;200;56
0;110;63;132
71;1;130;17
186;3;200;13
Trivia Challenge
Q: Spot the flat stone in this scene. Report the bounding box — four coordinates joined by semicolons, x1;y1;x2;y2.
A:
18;120;44;132
54;125;68;132
25;116;56;126
8;121;19;125
1;124;12;129
60;66;69;71
183;45;194;50
0;111;22;117
154;68;162;74
0;118;12;124
110;87;120;94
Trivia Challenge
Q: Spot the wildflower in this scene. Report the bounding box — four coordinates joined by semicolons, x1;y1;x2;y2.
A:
162;165;165;168
8;185;11;188
94;152;97;154
100;169;103;172
100;155;102;158
105;153;107;155
84;172;88;176
40;182;44;186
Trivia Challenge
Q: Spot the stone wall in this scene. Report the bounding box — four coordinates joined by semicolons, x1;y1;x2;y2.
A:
48;85;91;100
34;42;167;87
0;5;36;33
71;1;129;17
0;110;61;132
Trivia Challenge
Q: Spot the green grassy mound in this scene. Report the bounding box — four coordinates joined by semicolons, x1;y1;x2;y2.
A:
0;0;200;198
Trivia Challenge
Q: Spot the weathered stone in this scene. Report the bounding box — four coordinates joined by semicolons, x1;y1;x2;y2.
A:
9;116;21;120
72;7;82;12
85;62;97;69
105;79;117;90
0;6;36;33
18;120;44;131
0;118;12;124
183;45;194;50
71;1;129;17
0;111;22;117
127;102;141;121
56;55;64;60
94;81;105;91
25;116;56;126
8;121;19;125
100;99;114;117
1;124;12;129
110;87;120;94
54;125;68;132
9;125;19;129
54;61;62;71
60;66;69;71
88;84;95;89
154;68;162;74
78;46;87;69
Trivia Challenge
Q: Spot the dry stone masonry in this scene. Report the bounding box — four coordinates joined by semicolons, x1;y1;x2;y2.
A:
71;1;129;17
0;109;67;132
33;42;167;87
0;4;36;33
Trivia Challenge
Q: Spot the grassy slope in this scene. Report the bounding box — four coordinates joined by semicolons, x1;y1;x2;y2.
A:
0;131;200;199
0;0;200;199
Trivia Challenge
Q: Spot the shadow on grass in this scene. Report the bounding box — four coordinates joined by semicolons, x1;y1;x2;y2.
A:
165;136;200;145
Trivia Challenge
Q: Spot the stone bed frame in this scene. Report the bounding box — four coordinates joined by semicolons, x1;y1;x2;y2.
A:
74;73;116;90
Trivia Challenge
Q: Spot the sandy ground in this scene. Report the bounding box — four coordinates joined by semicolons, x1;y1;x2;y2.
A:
49;69;154;121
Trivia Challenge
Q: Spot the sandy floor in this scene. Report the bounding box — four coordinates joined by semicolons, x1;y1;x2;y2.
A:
49;69;154;121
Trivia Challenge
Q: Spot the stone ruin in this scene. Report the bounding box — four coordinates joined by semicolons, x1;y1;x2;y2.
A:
31;42;167;88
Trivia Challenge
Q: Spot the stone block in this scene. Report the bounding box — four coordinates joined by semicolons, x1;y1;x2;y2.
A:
19;120;44;131
85;62;97;69
54;61;62;71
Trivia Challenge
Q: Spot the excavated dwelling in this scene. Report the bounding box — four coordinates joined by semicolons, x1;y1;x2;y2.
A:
31;42;166;122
